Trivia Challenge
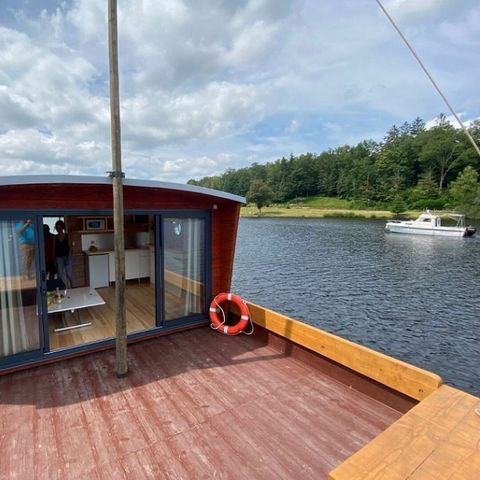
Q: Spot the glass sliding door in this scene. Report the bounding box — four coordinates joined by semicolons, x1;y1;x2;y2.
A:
0;218;40;358
124;214;156;333
163;217;206;321
46;213;157;350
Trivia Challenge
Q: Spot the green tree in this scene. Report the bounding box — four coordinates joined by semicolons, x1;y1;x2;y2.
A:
318;150;340;196
407;170;437;202
390;195;407;217
375;120;423;201
448;166;480;217
418;114;462;193
456;119;480;171
246;180;273;214
290;153;319;198
188;115;480;212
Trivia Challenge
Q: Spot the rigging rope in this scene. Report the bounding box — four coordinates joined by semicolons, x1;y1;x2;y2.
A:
375;0;480;158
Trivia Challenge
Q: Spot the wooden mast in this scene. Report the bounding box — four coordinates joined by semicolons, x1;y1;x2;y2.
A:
107;0;127;376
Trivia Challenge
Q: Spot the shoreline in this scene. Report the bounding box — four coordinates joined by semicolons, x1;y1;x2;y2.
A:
240;206;418;219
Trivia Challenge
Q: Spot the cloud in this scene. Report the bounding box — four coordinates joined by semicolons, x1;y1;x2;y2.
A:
424;113;479;130
286;119;300;134
122;81;263;149
0;0;478;184
383;0;449;17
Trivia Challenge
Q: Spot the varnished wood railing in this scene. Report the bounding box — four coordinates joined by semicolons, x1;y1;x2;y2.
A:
247;301;442;401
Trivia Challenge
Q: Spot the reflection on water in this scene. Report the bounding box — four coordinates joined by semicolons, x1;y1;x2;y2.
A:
232;217;480;396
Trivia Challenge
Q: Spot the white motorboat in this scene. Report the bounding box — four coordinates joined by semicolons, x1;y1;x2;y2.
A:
385;210;476;238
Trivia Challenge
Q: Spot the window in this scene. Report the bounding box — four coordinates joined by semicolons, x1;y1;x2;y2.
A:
0;218;39;357
163;217;206;321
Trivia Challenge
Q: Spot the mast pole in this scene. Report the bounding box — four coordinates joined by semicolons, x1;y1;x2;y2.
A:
376;0;480;158
107;0;127;377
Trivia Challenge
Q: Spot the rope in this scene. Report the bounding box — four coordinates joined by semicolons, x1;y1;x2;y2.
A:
210;296;227;330
375;0;480;158
240;297;255;336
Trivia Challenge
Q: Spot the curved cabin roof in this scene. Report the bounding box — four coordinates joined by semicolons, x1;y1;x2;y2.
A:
0;175;246;205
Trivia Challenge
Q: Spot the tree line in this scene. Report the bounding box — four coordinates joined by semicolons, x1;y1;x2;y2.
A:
188;115;480;215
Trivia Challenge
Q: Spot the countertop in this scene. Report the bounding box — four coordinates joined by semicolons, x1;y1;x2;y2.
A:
83;247;150;256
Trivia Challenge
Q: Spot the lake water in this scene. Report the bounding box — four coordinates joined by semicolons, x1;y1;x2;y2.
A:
232;217;480;396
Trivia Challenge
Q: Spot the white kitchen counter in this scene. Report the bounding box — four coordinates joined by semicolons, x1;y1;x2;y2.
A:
85;248;151;284
83;247;150;256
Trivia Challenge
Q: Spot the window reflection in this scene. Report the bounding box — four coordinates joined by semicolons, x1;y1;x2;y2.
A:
0;219;39;357
164;218;205;321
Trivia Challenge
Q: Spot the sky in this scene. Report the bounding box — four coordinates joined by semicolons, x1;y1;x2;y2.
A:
0;0;479;184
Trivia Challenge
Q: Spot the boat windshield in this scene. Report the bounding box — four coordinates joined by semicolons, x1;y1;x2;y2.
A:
448;214;465;227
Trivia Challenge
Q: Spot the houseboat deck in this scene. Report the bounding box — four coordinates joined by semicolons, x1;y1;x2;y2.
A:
0;326;403;479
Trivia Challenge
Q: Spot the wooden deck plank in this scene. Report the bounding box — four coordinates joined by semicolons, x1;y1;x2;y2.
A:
329;385;480;480
0;327;404;479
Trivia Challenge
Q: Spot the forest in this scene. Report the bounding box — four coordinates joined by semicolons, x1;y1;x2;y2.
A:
188;115;480;216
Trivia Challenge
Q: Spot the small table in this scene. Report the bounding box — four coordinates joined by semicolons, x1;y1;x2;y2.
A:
48;287;105;332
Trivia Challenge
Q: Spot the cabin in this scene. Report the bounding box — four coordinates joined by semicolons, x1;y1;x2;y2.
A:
0;175;244;371
1;175;479;479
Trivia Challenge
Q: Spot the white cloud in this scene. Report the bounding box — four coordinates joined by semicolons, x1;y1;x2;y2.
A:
424;113;479;130
0;0;478;183
384;0;447;17
122;81;262;148
286;119;300;134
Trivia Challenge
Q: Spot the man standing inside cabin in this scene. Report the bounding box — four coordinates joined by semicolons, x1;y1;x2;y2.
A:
16;219;35;279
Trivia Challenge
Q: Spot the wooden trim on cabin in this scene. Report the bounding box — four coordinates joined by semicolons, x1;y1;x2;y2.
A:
211;203;240;293
247;302;442;401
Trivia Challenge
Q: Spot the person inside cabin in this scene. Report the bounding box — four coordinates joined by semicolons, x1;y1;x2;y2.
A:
43;224;56;280
54;220;74;288
16;219;35;279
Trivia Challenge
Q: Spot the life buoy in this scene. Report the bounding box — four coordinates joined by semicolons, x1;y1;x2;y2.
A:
209;292;251;335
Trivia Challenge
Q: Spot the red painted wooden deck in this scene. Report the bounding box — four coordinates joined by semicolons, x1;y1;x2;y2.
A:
0;327;403;479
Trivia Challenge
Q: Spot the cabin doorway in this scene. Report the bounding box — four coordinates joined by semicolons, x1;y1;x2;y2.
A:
43;214;157;350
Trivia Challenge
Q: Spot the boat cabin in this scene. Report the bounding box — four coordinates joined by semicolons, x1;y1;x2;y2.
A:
412;210;470;229
416;212;441;227
0;175;244;372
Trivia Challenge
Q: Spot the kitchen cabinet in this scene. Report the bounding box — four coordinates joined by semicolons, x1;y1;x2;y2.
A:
107;249;150;282
88;254;109;288
125;250;139;280
108;252;114;283
139;250;149;278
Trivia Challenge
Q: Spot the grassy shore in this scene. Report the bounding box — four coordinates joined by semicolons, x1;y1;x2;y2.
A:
240;205;420;219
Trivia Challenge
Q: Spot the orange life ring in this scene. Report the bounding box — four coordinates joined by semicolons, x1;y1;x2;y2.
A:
209;292;251;335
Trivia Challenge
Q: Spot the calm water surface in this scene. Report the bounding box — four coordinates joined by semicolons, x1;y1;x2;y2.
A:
232;217;480;396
